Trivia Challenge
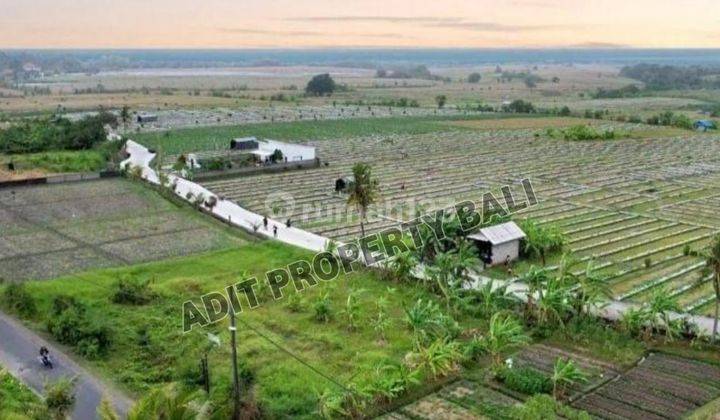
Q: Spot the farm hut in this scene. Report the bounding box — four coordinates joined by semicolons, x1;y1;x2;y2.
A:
137;114;158;124
693;120;717;132
467;221;526;266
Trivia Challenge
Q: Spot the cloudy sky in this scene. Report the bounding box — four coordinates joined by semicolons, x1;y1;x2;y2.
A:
2;0;719;48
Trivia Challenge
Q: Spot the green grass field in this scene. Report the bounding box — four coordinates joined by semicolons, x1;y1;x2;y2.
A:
0;240;476;418
132;113;551;155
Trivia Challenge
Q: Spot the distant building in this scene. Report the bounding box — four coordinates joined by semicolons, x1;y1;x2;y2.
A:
468;221;526;266
229;137;315;162
137;114;158;124
693;120;717;132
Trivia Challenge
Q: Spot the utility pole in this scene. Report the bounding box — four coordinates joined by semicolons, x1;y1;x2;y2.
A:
229;310;241;420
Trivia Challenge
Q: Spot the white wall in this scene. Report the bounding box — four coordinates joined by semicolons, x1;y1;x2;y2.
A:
262;140;316;161
490;241;520;266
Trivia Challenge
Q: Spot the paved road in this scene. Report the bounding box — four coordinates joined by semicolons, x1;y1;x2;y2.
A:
0;311;133;419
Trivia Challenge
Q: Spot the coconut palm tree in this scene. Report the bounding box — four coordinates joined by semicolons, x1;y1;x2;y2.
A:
551;358;588;400
346;163;379;237
536;276;574;329
451;239;481;278
647;287;681;341
575;261;612;317
427;250;457;310
127;383;210;420
688;235;720;342
482;313;531;367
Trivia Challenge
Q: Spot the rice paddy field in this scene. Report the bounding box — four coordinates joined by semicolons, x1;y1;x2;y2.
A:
0;178;247;281
143;116;720;317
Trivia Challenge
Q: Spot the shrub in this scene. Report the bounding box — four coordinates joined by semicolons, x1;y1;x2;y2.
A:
2;283;36;317
512;394;591;420
46;296;112;357
550;125;618;141
313;292;332;323
45;378;77;418
503;99;535;113
111;276;156;305
644;257;652;268
467;72;482;83
496;366;552;395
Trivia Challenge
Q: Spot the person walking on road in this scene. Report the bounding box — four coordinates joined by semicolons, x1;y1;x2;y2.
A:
263;216;268;230
273;225;278;238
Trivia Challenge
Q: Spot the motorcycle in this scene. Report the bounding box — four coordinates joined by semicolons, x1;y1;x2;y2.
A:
37;355;53;369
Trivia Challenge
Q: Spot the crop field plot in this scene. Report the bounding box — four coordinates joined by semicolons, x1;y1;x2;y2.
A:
0;178;246;281
573;352;720;419
190;117;720;313
392;380;520;420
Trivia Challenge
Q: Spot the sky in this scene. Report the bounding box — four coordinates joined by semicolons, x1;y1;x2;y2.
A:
1;0;719;49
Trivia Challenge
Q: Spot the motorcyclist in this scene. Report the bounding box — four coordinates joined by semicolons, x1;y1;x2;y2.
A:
39;346;52;368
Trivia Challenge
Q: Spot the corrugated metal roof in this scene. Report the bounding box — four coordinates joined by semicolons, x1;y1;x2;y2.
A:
467;221;526;245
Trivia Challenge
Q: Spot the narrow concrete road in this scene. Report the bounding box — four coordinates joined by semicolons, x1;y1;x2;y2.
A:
0;310;133;419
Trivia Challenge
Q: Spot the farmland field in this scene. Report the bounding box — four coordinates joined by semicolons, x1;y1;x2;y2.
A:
0;178;247;281
139;116;720;315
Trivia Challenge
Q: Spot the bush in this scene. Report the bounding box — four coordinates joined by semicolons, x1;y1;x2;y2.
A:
512;394;591;420
2;283;36;317
503;100;535;113
111;276;156;305
46;296;112;357
467;72;482;83
549;125;618;141
45;378;76;419
313;292;332;322
496;366;552;395
0;112;117;154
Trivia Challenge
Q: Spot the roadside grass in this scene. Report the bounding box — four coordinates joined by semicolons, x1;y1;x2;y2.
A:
0;240;478;418
133;113;543;155
0;367;45;419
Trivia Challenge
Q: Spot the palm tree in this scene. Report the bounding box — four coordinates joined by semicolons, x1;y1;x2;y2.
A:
688;235;720;342
551;358;588;400
523;265;550;304
575;261;612;317
473;281;519;318
451;239;481;278
127;383;210;420
427;250;457;310
482;313;531;367
346;163;379;237
647;287;681;341
536;275;574;329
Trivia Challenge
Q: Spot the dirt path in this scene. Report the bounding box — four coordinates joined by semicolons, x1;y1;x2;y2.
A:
0;310;133;419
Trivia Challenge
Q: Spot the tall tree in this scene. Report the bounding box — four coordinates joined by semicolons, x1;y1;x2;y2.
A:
305;73;336;96
575;261;612;317
346;163;379;238
689;235;720;342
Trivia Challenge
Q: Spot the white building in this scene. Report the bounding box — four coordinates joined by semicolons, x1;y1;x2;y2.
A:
231;137;316;162
468;221;526;266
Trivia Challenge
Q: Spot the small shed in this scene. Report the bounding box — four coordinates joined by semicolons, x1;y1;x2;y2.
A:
468;221;526;266
137;114;158;124
694;120;717;132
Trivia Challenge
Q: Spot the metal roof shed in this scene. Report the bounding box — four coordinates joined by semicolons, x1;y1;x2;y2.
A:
468;221;526;266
